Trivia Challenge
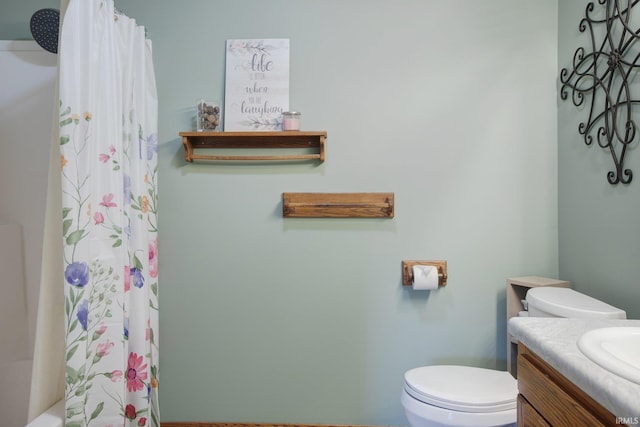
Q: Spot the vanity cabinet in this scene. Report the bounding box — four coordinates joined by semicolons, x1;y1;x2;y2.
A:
517;344;625;426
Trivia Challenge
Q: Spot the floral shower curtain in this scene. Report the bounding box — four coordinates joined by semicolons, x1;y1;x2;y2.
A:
59;0;159;425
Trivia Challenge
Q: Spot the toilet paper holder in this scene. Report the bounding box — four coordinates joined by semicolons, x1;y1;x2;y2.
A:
402;260;448;287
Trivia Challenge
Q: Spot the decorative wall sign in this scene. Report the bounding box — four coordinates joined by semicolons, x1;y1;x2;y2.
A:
224;38;289;131
560;1;640;185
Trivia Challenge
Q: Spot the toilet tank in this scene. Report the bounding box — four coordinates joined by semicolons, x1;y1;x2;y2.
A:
526;287;627;319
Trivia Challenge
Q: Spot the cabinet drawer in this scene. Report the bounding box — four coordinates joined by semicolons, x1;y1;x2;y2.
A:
517;394;551;426
517;346;614;426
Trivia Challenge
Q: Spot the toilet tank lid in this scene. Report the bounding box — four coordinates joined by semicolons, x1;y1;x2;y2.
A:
526;287;626;319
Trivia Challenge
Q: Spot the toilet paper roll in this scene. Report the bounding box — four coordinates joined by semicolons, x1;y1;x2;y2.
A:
412;265;439;290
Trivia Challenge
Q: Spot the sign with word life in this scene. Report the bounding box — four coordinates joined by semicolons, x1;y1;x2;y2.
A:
224;39;289;131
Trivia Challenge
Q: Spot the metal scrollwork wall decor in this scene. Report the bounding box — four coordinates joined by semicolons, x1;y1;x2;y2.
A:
560;0;640;184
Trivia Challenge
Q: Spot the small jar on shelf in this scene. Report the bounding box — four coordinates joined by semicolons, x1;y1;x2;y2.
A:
196;100;221;132
282;111;301;131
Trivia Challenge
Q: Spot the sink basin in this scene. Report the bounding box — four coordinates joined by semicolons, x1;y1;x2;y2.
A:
577;327;640;385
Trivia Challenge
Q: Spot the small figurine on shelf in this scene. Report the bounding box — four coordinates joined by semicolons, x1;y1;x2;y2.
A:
197;100;221;131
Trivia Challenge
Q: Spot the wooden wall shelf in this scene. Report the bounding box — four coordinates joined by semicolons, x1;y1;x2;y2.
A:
179;131;326;163
282;192;394;218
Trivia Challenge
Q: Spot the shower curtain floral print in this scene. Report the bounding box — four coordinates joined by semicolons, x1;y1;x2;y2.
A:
59;0;159;425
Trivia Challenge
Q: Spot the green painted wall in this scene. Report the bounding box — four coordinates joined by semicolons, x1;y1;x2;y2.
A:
3;1;561;424
0;0;59;40
558;2;640;320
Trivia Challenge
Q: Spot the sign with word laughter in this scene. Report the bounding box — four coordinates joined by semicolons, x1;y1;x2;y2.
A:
224;38;289;131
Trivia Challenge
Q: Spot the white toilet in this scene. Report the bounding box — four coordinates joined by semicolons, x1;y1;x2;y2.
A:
401;286;627;427
525;287;626;319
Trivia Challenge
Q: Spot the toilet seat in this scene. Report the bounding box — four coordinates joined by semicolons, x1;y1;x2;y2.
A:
403;365;517;413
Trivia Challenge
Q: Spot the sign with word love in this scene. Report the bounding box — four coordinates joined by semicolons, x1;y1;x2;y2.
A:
224;39;290;131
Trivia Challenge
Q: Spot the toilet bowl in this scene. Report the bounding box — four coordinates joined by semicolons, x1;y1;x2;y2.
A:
402;365;517;427
401;286;626;427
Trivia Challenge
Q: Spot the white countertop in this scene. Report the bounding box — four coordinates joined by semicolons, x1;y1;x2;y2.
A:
508;317;640;419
